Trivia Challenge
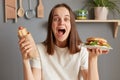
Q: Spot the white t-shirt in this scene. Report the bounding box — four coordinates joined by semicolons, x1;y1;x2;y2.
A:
30;43;88;80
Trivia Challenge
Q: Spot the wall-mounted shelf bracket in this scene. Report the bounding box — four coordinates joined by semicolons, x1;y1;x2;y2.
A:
75;20;120;38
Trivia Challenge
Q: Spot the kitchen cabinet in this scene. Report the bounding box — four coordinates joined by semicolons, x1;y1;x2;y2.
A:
75;20;120;38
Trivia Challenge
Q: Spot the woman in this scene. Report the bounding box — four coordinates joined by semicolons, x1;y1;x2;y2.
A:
19;3;108;80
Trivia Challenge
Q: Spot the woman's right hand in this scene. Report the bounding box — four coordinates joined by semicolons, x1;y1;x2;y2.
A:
19;36;32;60
18;33;39;60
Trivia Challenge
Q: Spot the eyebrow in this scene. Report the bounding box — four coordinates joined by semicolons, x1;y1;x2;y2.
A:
53;14;70;17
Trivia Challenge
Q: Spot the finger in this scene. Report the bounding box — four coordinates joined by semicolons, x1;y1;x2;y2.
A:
19;40;31;50
99;49;103;55
102;50;109;54
21;46;31;58
92;48;96;53
87;48;93;53
88;48;95;54
22;41;30;47
91;48;99;55
25;47;33;53
96;48;102;55
20;48;28;59
24;44;32;50
18;37;26;44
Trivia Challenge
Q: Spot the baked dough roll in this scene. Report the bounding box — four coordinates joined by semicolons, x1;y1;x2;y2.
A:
18;26;28;38
18;26;39;59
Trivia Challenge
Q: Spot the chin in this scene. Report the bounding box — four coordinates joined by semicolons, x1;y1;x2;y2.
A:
57;38;67;42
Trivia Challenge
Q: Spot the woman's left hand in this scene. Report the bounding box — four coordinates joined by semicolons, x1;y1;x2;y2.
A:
87;48;109;57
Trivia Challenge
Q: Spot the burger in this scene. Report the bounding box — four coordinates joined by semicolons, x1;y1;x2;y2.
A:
85;37;112;50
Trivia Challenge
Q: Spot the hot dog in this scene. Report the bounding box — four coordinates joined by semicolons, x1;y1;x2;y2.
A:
18;26;28;38
18;26;39;59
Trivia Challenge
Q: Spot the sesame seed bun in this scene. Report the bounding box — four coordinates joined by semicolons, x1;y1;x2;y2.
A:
87;37;107;43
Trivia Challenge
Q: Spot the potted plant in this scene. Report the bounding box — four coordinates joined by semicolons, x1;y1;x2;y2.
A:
86;0;120;20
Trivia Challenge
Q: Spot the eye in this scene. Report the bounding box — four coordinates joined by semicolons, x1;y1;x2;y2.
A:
64;17;70;22
53;17;60;22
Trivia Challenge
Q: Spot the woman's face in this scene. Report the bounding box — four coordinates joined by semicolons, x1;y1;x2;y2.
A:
52;7;71;43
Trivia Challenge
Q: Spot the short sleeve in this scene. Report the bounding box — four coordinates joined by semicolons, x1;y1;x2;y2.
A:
80;47;89;70
30;57;41;68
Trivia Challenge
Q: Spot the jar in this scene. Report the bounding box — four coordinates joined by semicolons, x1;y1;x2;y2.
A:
76;9;88;20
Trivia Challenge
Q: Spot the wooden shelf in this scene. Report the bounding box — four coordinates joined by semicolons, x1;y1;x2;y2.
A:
75;20;120;38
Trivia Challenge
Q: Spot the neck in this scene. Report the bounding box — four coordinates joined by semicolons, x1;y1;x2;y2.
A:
55;40;67;48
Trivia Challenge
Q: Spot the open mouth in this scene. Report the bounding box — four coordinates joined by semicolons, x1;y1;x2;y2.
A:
58;28;66;35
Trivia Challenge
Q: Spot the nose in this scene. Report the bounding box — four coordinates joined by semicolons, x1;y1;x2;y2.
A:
59;18;65;25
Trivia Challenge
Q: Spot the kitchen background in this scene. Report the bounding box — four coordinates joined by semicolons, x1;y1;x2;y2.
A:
0;0;120;80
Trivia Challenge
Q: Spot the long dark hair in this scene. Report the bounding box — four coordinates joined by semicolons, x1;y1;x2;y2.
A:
44;3;82;55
